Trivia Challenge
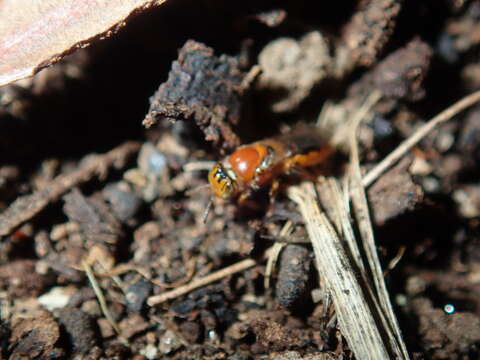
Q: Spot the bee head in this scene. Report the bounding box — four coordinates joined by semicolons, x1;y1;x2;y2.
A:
208;163;238;199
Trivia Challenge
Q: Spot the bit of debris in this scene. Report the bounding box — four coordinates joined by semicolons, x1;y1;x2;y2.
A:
143;40;247;150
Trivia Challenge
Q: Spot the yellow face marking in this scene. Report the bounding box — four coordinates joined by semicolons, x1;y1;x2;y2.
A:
208;163;238;199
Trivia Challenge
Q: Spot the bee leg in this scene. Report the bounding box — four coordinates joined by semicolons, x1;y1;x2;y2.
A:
238;189;260;211
264;179;281;217
238;189;252;205
269;179;280;205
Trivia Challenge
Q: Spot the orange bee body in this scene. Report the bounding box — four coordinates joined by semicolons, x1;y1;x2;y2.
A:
208;127;333;202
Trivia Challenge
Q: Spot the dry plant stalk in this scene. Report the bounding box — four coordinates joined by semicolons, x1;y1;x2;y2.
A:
347;91;409;359
264;220;294;289
289;183;392;359
362;89;480;187
83;260;121;335
147;249;272;306
287;92;409;359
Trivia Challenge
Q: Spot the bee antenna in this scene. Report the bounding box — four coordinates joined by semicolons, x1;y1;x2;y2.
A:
202;197;214;224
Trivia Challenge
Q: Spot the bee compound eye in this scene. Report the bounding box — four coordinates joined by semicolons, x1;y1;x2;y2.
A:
220;179;235;199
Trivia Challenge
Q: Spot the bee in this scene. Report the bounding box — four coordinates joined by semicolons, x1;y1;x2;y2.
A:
207;126;334;208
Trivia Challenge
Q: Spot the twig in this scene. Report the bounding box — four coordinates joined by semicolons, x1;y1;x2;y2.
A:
348;91;410;359
264;242;285;291
362;90;480;187
386;246;406;274
264;220;294;289
288;183;390;359
240;65;262;91
83;260;121;335
147;249;271;306
0;141;141;237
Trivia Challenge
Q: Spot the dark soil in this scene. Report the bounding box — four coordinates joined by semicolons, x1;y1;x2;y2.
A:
2;1;480;359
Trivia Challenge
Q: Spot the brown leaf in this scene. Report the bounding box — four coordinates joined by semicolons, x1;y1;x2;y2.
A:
0;0;166;86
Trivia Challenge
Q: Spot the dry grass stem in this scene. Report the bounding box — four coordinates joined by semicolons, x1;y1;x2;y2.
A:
147;249;272;306
362;90;480;187
83;260;121;335
348;92;410;359
264;242;286;290
264;220;294;289
288;183;390;359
